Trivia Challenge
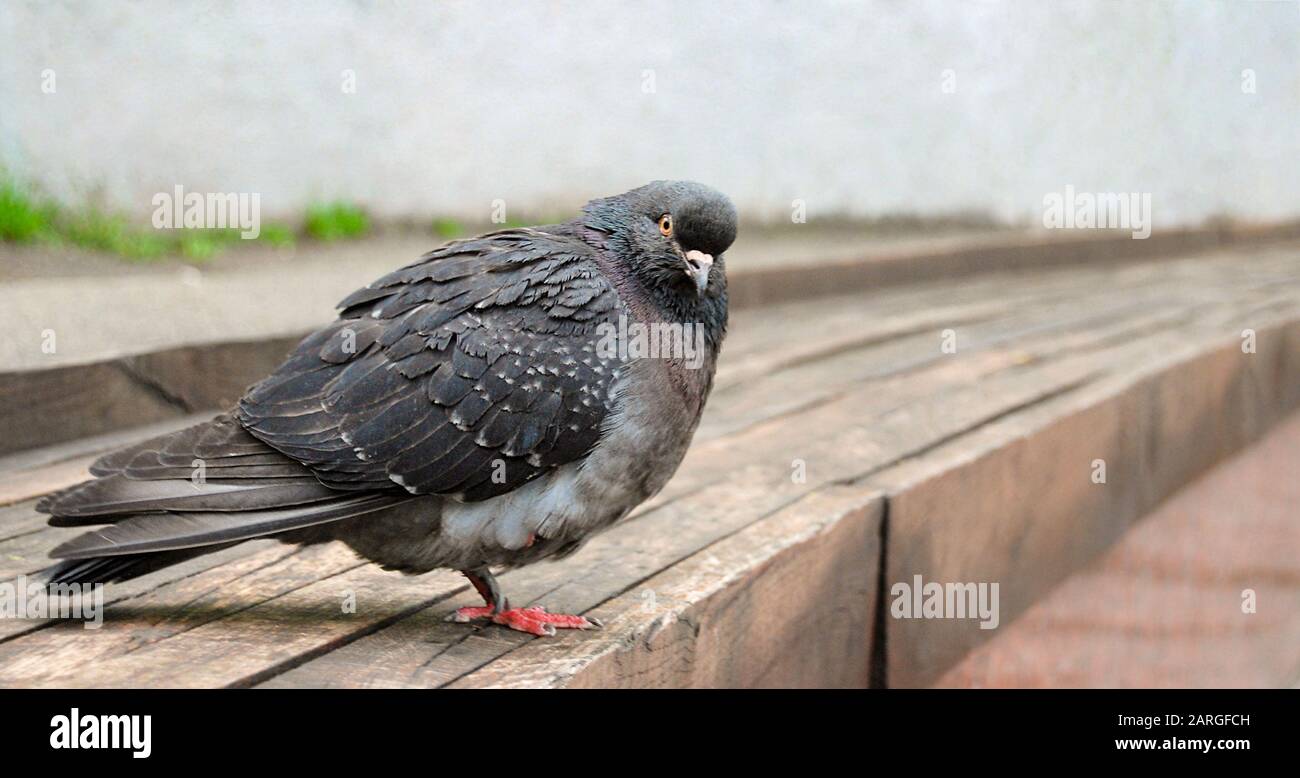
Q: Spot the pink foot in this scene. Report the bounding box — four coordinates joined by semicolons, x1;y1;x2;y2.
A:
448;604;602;637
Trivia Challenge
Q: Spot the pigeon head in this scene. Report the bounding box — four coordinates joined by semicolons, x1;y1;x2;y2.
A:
581;181;738;305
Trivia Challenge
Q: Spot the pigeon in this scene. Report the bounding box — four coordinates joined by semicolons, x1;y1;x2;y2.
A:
37;181;737;637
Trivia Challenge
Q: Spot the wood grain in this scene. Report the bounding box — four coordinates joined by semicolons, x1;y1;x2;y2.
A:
0;243;1297;687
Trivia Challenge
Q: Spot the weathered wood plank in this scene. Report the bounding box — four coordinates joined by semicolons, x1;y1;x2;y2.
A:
407;287;1300;687
7;304;1289;686
724;223;1300;309
0;542;370;687
448;486;884;689
254;346;1107;687
0;523;84;579
698;288;1199;443
0;364;183;458
0;245;1297;688
935;408;1300;688
0;337;300;456
0;540;270;643
0;413;211;508
872;315;1300;688
5;235;1295;459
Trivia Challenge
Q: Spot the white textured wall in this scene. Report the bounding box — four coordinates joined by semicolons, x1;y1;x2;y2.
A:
2;0;1297;226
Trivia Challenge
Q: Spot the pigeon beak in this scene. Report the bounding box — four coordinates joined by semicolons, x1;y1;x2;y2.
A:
684;250;713;296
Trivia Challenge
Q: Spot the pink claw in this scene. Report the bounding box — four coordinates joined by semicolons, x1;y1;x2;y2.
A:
448;604;602;636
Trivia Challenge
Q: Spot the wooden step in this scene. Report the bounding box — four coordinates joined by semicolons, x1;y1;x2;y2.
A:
934;409;1300;688
0;243;1297;687
5;223;1300;457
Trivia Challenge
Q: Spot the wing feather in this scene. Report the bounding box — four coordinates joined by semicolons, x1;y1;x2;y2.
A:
238;228;627;500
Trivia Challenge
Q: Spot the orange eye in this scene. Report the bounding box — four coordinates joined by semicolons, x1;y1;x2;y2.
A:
657;214;673;237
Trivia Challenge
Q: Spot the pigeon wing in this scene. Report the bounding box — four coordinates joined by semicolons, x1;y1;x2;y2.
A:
237;227;628;501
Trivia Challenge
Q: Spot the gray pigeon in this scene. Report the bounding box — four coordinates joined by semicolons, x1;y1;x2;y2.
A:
38;181;737;636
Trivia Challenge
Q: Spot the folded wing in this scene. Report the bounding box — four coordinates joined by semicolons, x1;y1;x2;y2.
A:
238;227;628;501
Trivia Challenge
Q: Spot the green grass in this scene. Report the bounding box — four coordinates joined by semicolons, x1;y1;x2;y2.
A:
61;209;171;260
0;171;305;262
258;222;296;248
0;178;57;242
55;207;294;262
431;217;464;239
1;174;390;262
305;201;370;242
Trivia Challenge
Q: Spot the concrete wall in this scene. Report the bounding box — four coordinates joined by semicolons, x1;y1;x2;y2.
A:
1;0;1297;225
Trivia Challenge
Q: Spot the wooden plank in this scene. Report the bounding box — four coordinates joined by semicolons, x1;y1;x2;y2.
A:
0;363;183;457
0;413;212;508
0;501;64;544
253;347;1109;687
668;282;1282;508
697;289;1197;443
0;337;300;456
714;248;1240;371
872;315;1300;688
0;413;210;478
935;409;1300;688
715;297;1007;393
0;522;84;579
15;287;1292;686
421;292;1300;686
125;336;301;413
0;460;94;511
4;235;1295;459
0;541;270;643
0;542;370;687
447;486;884;689
724;223;1300;309
1;245;1297;688
702;243;1300;442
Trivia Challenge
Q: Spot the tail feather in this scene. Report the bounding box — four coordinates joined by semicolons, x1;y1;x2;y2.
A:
37;411;413;587
42;543;242;586
42;474;340;523
50;494;407;559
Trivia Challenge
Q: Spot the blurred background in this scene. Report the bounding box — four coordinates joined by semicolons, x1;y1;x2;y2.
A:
0;1;1298;689
2;0;1298;227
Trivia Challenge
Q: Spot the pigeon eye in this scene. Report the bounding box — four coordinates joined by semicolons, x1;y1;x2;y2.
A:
657;214;673;237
